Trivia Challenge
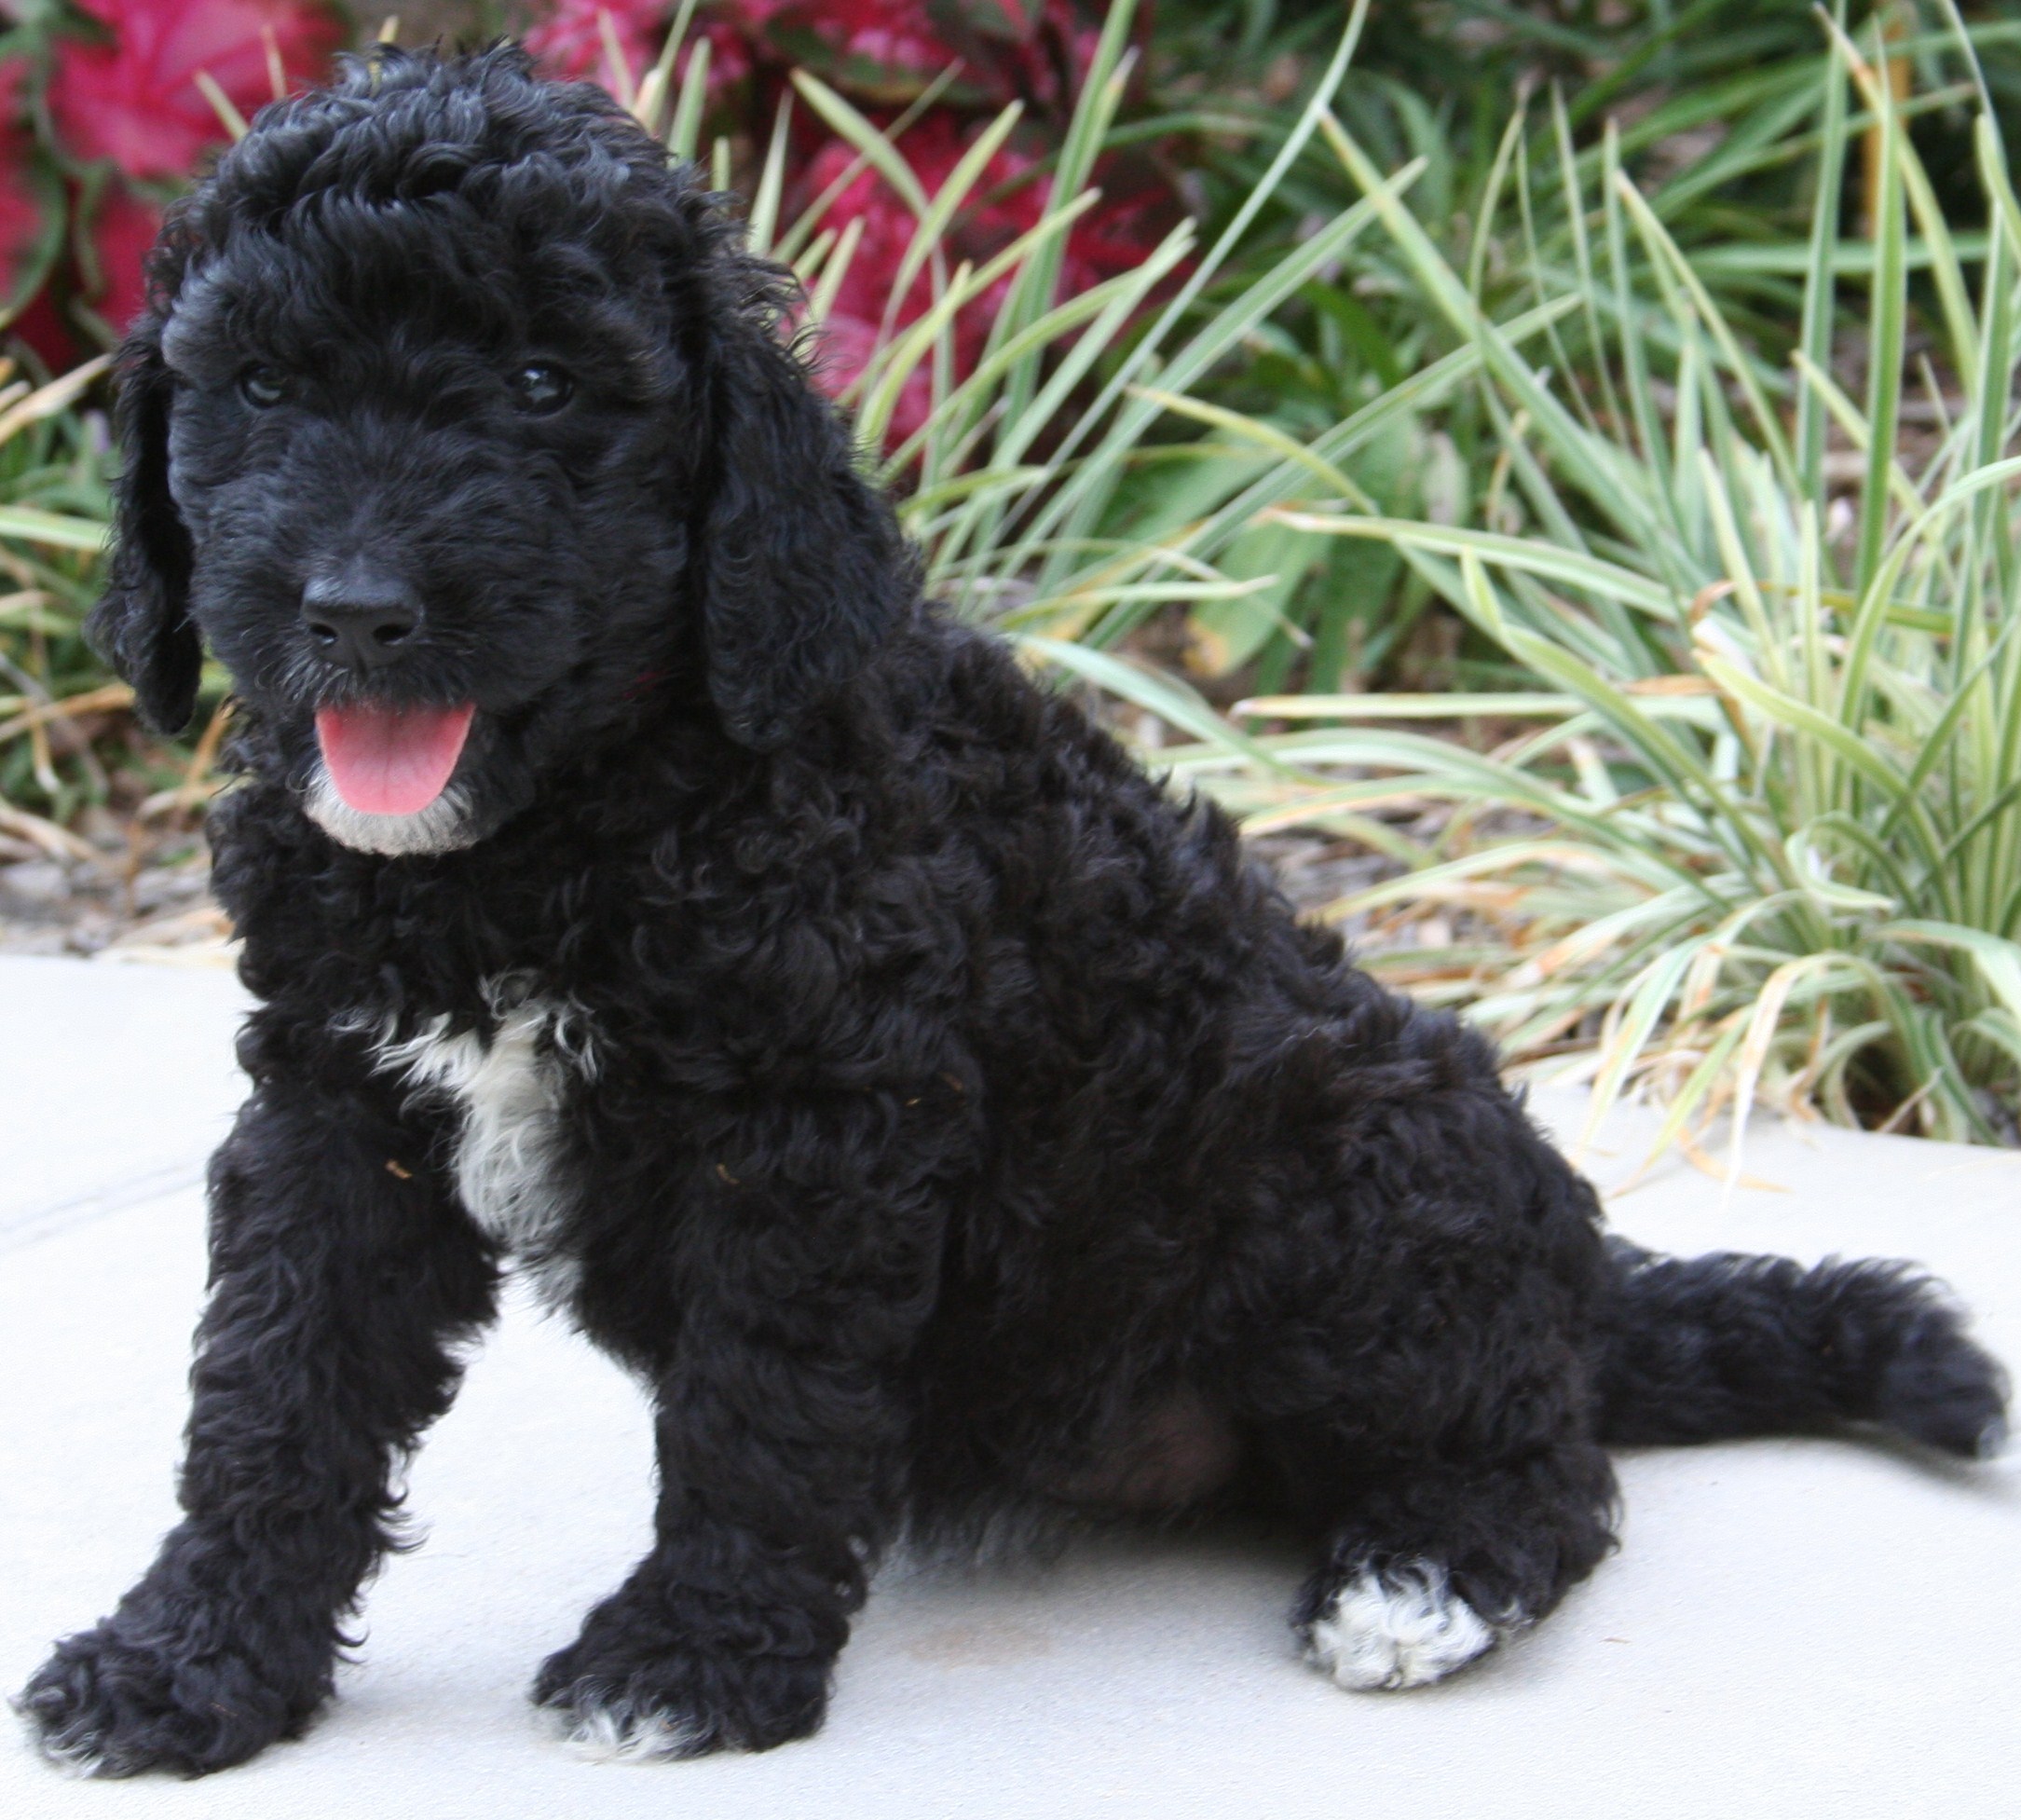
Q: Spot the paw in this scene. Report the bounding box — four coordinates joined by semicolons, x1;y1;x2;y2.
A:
1300;1559;1503;1691
534;1631;829;1759
14;1615;320;1778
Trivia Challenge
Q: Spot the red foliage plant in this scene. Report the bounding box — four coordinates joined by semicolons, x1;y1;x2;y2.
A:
48;0;338;180
0;0;1176;435
0;56;47;333
525;1;1175;444
2;0;341;368
801;114;1168;443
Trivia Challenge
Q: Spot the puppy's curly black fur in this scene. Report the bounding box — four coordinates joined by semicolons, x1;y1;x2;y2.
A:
16;46;2008;1777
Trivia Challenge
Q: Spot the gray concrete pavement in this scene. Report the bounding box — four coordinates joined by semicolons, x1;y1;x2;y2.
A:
2;954;2016;1818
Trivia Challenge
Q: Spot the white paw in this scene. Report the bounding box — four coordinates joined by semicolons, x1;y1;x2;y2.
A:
555;1695;701;1764
1304;1560;1501;1691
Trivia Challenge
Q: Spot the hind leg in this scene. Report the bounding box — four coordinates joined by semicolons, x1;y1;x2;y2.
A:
1282;1440;1617;1690
1228;1038;1621;1689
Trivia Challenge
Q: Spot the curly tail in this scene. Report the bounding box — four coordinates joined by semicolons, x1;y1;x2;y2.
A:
1593;1238;2009;1458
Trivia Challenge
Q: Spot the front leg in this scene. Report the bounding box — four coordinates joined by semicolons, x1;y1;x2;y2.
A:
536;1169;940;1758
16;1049;495;1777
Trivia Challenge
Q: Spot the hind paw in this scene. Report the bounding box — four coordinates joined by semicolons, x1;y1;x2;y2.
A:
1300;1559;1505;1691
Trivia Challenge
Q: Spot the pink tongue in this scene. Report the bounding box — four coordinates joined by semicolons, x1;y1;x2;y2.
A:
315;703;475;815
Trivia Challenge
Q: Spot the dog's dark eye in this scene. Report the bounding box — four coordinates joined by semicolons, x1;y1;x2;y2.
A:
239;364;290;408
511;363;574;416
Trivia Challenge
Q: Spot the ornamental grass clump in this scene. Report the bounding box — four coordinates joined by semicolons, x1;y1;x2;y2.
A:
1190;15;2021;1161
0;357;119;833
637;0;1453;655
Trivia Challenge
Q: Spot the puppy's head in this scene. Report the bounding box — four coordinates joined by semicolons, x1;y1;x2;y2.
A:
92;44;911;855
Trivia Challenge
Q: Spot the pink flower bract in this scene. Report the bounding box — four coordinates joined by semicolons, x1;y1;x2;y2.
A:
523;0;669;86
0;56;47;311
48;0;341;183
87;182;165;335
802;112;1169;445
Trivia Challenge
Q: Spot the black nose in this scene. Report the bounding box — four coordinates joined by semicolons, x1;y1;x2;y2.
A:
302;574;421;672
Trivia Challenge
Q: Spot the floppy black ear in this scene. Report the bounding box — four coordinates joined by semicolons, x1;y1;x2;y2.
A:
697;317;914;751
85;332;201;735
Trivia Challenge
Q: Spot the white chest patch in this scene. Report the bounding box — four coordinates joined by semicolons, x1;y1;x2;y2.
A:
363;992;598;1308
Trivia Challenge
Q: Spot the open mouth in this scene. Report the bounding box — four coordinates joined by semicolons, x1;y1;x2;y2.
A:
313;702;475;815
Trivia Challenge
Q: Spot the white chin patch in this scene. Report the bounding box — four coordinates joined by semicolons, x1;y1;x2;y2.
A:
1304;1560;1501;1691
305;766;477;855
556;1697;702;1764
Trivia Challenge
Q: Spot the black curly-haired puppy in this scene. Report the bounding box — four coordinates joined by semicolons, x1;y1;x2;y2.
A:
16;45;2009;1777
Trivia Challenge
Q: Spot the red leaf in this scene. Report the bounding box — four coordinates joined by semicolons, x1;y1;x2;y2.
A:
0;55;52;312
85;182;165;336
799;109;1176;446
48;0;342;183
522;0;669;85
